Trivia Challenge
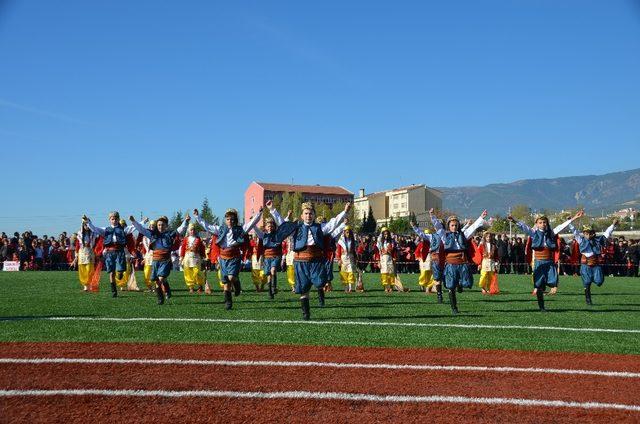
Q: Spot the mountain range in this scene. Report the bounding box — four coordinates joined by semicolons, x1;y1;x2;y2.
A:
438;168;640;217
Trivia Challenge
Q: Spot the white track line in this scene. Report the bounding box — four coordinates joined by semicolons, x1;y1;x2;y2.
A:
5;316;639;334
1;357;638;379
1;389;639;412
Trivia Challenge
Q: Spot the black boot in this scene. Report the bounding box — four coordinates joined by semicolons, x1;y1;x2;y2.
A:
224;290;233;310
585;286;592;306
448;289;459;315
110;282;118;298
155;285;165;305
233;279;242;297
163;281;171;300
436;284;443;304
536;289;547;312
301;297;311;320
268;277;275;300
318;287;325;307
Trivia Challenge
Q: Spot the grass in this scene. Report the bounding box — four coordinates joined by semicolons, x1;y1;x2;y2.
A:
0;270;639;355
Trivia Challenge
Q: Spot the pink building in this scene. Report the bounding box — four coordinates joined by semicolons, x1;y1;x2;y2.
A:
244;181;354;223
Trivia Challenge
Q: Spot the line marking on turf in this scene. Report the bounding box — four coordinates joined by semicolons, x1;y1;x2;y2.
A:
5;316;639;334
1;389;639;412
1;357;638;379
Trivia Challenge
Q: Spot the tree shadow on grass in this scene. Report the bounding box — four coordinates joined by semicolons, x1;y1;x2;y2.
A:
322;313;485;320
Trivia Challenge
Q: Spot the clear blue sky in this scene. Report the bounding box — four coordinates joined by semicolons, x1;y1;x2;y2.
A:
1;0;639;234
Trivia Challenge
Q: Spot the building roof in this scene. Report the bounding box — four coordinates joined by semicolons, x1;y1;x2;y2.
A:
254;182;353;196
358;184;443;198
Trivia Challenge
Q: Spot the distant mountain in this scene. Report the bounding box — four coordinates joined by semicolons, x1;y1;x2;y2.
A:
438;169;640;217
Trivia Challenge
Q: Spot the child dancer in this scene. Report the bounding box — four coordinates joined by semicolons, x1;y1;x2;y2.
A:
432;210;487;314
83;212;136;297
569;216;617;305
194;207;262;310
252;201;295;299
413;229;435;294
377;228;397;293
474;231;500;295
336;225;360;293
280;202;350;320
508;211;582;311
180;221;207;293
140;219;156;291
130;215;188;304
412;210;445;303
75;220;97;291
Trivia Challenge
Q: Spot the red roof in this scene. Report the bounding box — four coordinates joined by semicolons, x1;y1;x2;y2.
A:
254;182;353;196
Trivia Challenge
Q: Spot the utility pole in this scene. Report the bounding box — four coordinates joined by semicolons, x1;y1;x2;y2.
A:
508;206;512;238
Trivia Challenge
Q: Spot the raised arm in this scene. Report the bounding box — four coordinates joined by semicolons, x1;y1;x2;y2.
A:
603;220;618;239
265;200;285;226
193;209;220;234
83;218;105;236
243;208;263;232
411;223;432;242
508;215;535;237
176;215;189;236
568;223;584;244
321;203;351;235
464;210;488;239
253;226;264;240
553;210;584;235
123;224;136;235
429;209;445;236
330;221;346;240
129;217;153;239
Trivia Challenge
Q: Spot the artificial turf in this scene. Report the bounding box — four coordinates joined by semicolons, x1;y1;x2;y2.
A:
0;270;639;355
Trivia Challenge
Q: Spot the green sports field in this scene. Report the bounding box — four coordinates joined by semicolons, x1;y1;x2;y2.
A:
1;271;639;355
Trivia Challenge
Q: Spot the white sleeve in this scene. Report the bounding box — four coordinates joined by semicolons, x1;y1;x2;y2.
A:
603;223;615;239
270;207;285;226
552;218;574;235
131;220;152;239
253;227;264;239
321;210;346;235
85;220;105;236
515;220;535;237
463;214;485;239
195;215;219;233
330;222;346;240
568;224;583;244
243;210;263;232
176;219;189;236
124;224;136;235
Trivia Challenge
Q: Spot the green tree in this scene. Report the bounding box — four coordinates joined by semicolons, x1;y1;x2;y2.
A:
388;217;412;235
360;206;377;234
280;192;292;218
316;202;331;220
291;192;303;217
169;210;184;231
201;197;219;225
510;204;533;226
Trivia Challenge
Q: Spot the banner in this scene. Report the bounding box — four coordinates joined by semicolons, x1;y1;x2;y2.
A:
2;261;20;271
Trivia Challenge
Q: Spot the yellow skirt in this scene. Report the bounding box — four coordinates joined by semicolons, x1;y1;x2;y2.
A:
381;273;396;286
78;263;94;286
143;264;153;288
252;269;266;285
184;266;205;288
287;265;295;287
479;270;495;290
418;270;434;288
115;261;132;288
340;271;356;284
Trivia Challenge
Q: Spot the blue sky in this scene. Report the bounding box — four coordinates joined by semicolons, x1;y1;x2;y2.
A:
1;0;639;234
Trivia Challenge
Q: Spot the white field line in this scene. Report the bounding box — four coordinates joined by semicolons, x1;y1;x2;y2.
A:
1;389;639;412
5;316;640;335
1;357;639;379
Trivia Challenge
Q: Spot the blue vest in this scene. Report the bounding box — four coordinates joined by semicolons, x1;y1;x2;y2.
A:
263;221;297;248
216;225;245;246
150;230;176;250
429;234;442;253
579;237;604;255
443;232;467;252
530;231;557;250
103;226;126;247
293;223;324;251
